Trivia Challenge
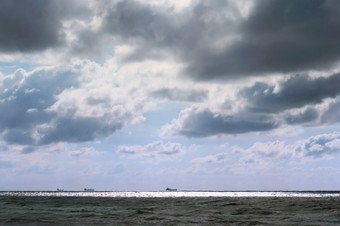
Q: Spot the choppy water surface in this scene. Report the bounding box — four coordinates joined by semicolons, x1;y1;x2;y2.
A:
1;191;340;225
2;190;340;198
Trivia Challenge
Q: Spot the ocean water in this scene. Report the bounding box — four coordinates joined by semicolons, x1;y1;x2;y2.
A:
1;191;339;225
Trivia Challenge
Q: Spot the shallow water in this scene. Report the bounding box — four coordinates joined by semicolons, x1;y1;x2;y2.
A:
1;191;340;225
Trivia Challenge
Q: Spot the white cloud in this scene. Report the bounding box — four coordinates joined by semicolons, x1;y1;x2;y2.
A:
0;56;184;146
71;147;98;157
234;132;340;160
192;152;228;163
117;141;187;160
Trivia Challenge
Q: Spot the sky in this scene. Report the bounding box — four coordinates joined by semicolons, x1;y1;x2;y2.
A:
0;0;340;191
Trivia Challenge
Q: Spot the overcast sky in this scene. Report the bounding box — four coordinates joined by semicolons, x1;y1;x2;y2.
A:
1;0;340;191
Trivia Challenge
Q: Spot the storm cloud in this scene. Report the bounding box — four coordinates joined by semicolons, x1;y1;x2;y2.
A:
96;0;241;67
240;73;340;113
0;0;90;52
163;72;340;138
93;0;340;79
321;98;340;124
187;0;340;79
3;0;340;78
284;107;319;125
0;0;62;51
162;107;279;138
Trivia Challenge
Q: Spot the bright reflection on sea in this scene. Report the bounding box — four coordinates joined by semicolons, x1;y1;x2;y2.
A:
1;191;340;198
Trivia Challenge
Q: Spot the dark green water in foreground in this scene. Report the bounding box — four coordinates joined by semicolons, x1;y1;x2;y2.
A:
0;192;340;225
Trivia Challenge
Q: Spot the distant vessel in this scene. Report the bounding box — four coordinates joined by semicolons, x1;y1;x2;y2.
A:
84;188;95;192
56;188;64;192
166;188;177;191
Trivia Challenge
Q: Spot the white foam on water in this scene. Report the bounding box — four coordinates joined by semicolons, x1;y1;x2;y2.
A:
1;191;340;198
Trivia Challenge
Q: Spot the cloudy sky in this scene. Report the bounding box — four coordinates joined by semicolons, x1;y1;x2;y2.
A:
1;0;340;191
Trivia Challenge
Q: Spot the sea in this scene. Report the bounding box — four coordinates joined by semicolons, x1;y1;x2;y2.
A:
1;191;339;225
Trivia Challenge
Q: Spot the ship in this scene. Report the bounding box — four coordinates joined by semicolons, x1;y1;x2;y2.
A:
84;188;95;192
166;187;177;191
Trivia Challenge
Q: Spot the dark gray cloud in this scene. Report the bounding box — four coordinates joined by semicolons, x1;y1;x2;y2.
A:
321;98;340;123
150;88;207;102
284;107;319;125
186;0;340;79
240;73;340;113
39;115;128;144
0;0;90;52
21;146;35;154
0;0;64;52
94;0;340;79
163;73;340;138
99;0;177;62
100;0;240;64
3;130;35;145
3;0;340;78
163;108;279;137
103;1;172;43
